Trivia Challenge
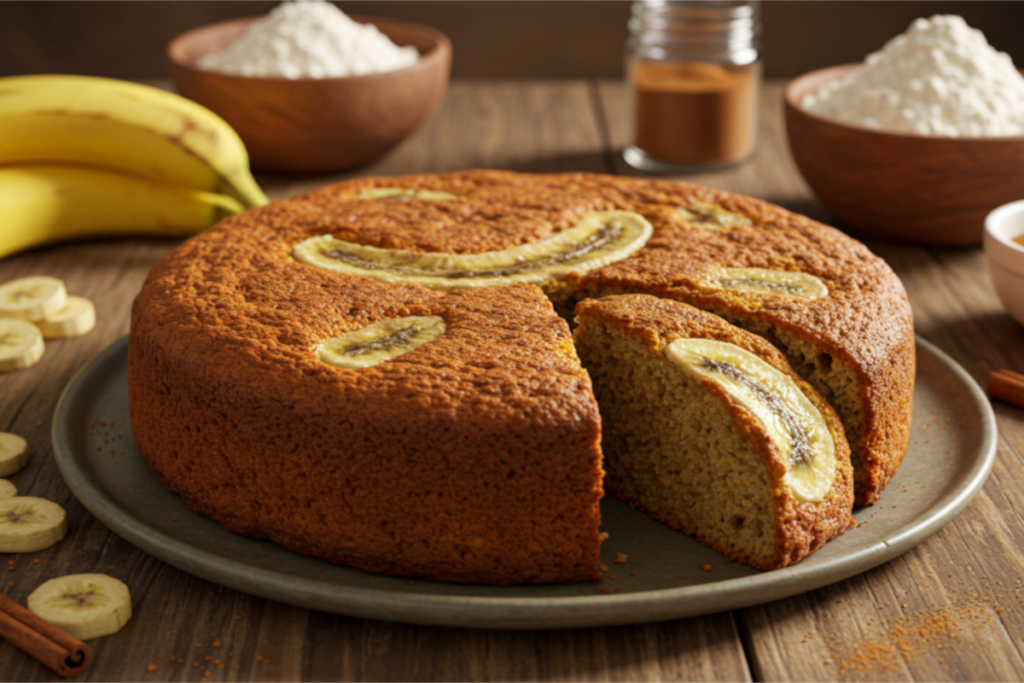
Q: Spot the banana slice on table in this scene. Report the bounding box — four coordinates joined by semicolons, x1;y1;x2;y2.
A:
0;319;45;372
37;296;96;339
28;574;132;641
0;432;29;476
665;338;837;503
0;479;16;498
0;276;67;321
0;496;67;552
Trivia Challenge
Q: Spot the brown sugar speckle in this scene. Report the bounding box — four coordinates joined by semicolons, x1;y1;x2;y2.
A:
614;552;628;564
699;564;713;573
146;664;157;673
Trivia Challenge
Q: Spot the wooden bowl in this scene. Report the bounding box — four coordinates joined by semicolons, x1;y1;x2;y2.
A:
168;15;451;174
784;64;1024;246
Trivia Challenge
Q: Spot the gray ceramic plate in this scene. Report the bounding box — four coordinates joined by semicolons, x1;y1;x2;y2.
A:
53;336;996;629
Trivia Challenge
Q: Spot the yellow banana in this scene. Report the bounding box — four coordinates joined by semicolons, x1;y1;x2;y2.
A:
0;164;243;260
0;74;267;208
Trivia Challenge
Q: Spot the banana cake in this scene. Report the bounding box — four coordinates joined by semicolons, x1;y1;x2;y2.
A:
128;169;915;584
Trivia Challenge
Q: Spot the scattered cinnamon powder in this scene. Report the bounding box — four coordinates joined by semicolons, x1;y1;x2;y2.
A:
809;579;1020;675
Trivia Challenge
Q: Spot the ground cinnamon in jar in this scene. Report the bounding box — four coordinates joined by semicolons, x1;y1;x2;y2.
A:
631;59;759;166
623;1;761;173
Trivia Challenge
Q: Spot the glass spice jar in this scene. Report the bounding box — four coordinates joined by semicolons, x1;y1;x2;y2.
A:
623;0;762;172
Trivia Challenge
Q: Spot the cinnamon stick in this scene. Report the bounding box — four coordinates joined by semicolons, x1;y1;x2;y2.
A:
0;592;90;677
987;368;1024;409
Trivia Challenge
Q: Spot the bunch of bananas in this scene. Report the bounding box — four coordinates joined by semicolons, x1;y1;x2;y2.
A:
0;74;268;261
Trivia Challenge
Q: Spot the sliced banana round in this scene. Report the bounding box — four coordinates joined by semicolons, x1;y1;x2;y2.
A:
37;295;96;339
0;432;29;477
705;267;828;300
317;316;446;370
0;276;67;321
357;187;459;202
28;573;132;641
293;210;653;289
677;202;753;231
665;338;836;503
0;496;67;552
0;479;16;498
0;319;45;372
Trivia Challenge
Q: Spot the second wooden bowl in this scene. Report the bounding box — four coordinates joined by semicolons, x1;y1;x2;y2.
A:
168;15;451;174
785;64;1024;246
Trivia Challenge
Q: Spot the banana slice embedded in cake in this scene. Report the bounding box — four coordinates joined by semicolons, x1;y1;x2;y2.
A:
665;338;836;503
705;267;828;299
356;187;460;202
292;210;653;289
677;203;752;230
316;316;446;369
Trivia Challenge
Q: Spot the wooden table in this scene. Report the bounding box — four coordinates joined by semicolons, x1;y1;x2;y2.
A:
2;78;1023;682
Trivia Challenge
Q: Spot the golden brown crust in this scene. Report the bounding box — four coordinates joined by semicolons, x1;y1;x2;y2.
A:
574;295;854;570
128;169;912;583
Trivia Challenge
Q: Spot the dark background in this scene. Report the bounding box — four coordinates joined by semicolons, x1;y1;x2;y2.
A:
2;1;1024;80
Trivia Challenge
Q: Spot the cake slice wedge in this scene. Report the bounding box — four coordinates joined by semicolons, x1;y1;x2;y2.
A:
574;295;853;570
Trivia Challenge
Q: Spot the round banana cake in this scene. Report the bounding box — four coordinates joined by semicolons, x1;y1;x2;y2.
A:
128;170;915;584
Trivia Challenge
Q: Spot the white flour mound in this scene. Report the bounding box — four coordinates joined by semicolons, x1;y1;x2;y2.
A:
800;15;1024;137
197;0;420;79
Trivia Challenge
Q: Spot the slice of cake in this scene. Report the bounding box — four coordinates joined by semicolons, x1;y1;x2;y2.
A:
573;295;854;569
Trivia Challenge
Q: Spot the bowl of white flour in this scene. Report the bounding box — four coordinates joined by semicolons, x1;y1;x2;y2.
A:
784;15;1024;246
168;0;451;173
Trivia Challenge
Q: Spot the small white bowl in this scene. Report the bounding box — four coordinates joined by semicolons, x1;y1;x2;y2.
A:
984;200;1024;326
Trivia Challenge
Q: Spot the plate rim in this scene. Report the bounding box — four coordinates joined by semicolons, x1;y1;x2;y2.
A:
52;335;997;629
